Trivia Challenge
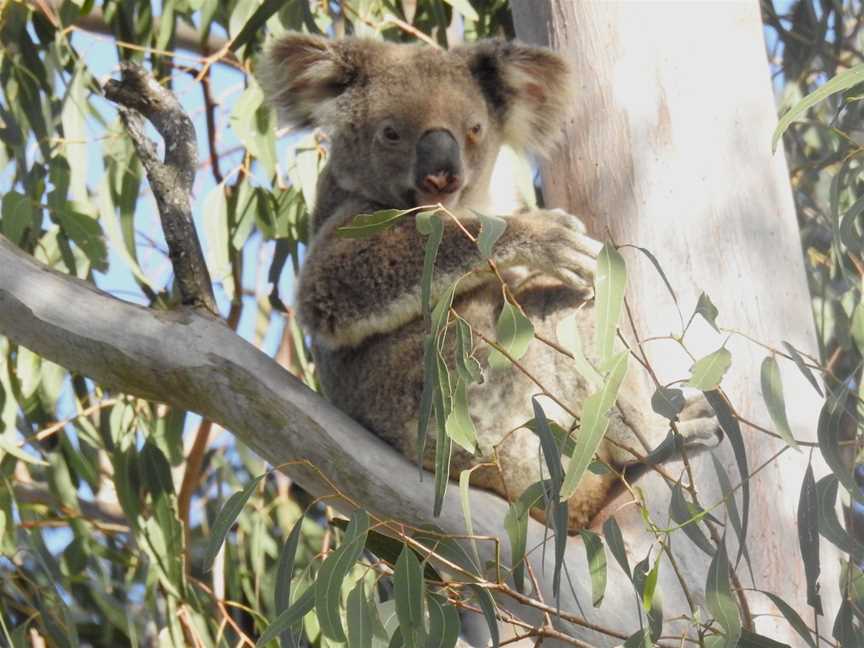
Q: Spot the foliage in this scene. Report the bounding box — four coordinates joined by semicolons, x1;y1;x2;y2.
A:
0;0;863;647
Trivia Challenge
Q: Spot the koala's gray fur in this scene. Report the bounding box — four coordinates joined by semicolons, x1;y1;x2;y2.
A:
261;33;719;529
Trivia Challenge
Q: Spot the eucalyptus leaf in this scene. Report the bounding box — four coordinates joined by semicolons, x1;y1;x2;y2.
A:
204;474;264;571
594;243;627;365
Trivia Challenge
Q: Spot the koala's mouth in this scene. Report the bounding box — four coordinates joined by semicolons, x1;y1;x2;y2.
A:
410;189;462;210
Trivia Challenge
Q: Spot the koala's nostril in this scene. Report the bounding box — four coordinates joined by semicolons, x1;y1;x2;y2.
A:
422;173;461;195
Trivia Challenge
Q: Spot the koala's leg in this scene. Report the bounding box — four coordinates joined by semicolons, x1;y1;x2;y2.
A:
675;394;724;451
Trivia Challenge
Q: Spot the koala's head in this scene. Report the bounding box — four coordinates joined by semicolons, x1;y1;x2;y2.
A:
261;33;572;214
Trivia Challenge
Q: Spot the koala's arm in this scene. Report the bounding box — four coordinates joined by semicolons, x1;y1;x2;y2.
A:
297;205;601;349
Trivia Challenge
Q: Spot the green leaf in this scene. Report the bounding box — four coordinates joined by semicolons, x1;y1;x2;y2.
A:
255;588;315;648
705;540;741;645
772;63;864;151
337;209;408;238
560;351;628;500
315;509;370;641
467;585;499;648
487;301;534;369
651;386;685;421
424;594;460;648
782;341;823;397
815;475;864;562
503;481;546;592
204;181;231;292
445;379;477;452
528;398;562;493
555;311;602;387
641;557;660;613
760;356;798;449
797;463;822;615
738;629;792;648
580;530;607;607
394;544;426;647
347;581;374;648
275;518;304;648
710;453;753;584
204;474;264;571
1;191;35;245
704;391;751;570
687;348;732;390
454;319;483;385
229;0;283;51
603;516;631;580
432;349;453;517
55;205;108;272
669;481;715;556
458;470;481;569
851;302;864;355
817;387;863;502
476;213;506;258
758;590;816;648
442;0;479;20
594;242;627;365
694;292;720;332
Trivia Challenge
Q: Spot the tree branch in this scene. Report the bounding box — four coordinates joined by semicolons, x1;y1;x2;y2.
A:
103;64;217;313
0;235;675;645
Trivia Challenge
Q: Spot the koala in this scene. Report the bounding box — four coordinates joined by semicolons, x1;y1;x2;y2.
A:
260;33;720;529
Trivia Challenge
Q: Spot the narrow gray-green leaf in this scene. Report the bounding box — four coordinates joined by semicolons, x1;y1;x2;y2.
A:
687;348;732;390
488;302;534;369
255;588;315;647
603;516;631;580
442;0;479;20
760;356;798;449
705;391;750;570
580;530;607;607
782;341;823;397
445;379;477;452
275;518;304;648
503;481;546;592
425;594;460;648
772;63;864;151
529;398;562;493
432;351;452;517
394;544;426;647
467;585;499;648
315;509;370;641
560;351;628;500
815;475;864;562
711;453;753;584
455;319;483;384
705;540;742;645
204;474;264;571
347;581;374;648
670;482;715;556
798;463;822;615
229;0;284;52
594;242;627;365
555;311;602;387
759;590;816;648
459;470;481;569
337;209;408;238
476;213;506;258
817;387;863;502
738;629;792;648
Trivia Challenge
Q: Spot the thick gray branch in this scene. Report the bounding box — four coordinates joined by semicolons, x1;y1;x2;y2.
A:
0;235;688;646
103;64;217;313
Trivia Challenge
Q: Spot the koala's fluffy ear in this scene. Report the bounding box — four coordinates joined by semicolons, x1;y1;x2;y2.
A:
259;33;374;128
459;40;574;154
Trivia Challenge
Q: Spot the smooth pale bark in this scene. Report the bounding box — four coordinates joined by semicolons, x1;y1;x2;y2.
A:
513;0;838;643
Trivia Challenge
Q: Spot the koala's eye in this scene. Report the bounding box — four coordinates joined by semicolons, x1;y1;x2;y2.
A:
382;126;401;143
467;123;483;144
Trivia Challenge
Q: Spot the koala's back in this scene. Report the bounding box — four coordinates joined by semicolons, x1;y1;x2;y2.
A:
312;277;619;527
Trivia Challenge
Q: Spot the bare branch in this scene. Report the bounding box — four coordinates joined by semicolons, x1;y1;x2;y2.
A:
103;64;217;313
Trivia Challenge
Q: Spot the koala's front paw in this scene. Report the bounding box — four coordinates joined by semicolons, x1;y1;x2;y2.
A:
523;209;603;291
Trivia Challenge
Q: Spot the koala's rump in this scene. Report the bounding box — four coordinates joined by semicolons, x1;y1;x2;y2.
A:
312;278;613;522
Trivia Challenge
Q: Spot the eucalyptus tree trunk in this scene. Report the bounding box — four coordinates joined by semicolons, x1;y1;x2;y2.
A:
512;1;838;642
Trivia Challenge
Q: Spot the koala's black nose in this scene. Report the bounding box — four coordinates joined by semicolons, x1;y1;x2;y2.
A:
415;129;462;195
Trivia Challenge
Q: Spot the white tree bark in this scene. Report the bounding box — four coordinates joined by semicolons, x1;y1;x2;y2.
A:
513;0;839;643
